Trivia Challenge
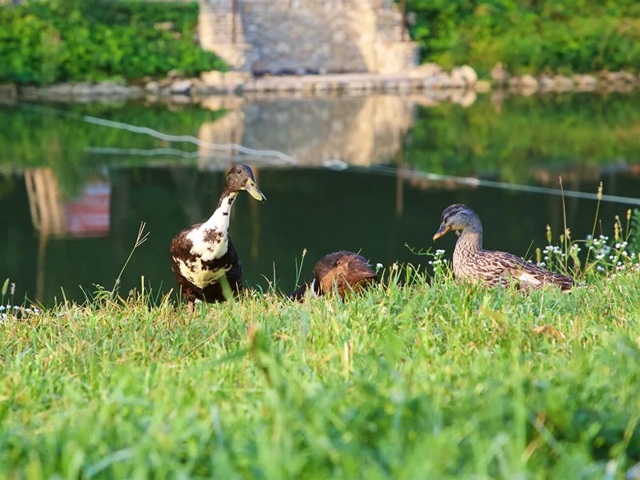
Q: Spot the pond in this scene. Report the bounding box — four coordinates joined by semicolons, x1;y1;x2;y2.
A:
1;92;639;307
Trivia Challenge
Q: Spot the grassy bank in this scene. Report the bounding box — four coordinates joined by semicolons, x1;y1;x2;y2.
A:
1;261;640;477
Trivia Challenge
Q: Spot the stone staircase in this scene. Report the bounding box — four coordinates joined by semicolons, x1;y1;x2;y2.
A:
198;0;417;74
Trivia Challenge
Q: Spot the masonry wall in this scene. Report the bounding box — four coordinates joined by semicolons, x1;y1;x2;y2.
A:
198;0;418;74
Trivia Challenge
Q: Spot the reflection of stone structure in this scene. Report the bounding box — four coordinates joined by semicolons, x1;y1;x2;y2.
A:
25;168;66;236
197;95;416;166
197;109;246;170
24;167;111;301
64;183;111;237
25;168;111;238
198;0;417;74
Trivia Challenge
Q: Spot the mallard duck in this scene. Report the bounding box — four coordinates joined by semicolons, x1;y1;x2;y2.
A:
170;164;266;311
290;251;378;300
433;203;574;290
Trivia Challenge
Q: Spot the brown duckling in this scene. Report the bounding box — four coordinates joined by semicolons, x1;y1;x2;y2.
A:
433;203;574;290
290;251;378;300
170;164;266;311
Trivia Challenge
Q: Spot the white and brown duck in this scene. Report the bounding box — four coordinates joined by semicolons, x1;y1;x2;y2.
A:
170;164;266;310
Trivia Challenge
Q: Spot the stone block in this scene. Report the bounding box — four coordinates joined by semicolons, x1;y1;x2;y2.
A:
572;74;598;91
519;74;539;90
145;80;161;92
201;70;224;85
170;79;193;95
448;69;467;89
537;75;555;90
553;75;575;91
0;83;17;101
223;71;253;84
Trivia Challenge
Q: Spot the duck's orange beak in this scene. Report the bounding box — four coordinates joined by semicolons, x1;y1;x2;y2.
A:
432;224;451;241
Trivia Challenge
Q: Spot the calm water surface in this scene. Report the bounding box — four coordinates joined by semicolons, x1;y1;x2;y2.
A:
1;93;639;306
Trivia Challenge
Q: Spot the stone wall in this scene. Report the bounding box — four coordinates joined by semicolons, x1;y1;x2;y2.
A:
198;0;417;74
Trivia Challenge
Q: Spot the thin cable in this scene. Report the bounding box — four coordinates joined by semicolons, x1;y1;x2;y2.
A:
87;147;200;159
85;146;291;169
361;164;640;206
82;115;296;164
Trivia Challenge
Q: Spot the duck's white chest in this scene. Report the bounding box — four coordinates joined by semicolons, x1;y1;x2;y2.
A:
176;257;230;287
186;227;228;261
174;200;235;288
175;225;230;287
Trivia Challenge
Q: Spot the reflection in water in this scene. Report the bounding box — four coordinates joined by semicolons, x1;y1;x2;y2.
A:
25;168;110;239
25;168;65;236
197;95;416;167
23;168;111;301
63;181;110;237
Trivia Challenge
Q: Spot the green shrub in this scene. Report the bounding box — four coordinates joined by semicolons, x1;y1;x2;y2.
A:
0;0;226;85
404;0;640;75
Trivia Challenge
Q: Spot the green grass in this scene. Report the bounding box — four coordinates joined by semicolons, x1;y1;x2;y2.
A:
1;262;640;478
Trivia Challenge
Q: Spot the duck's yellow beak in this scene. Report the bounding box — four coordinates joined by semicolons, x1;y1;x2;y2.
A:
432;224;450;241
245;179;267;202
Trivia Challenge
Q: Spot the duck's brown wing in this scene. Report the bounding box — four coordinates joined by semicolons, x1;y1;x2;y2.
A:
170;228;198;300
508;260;574;290
470;250;573;290
199;237;242;302
170;225;200;262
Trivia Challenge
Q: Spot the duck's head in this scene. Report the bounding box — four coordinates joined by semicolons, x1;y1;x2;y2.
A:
226;164;267;202
433;203;481;240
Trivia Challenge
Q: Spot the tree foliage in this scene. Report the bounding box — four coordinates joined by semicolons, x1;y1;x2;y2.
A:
0;0;226;85
404;0;640;75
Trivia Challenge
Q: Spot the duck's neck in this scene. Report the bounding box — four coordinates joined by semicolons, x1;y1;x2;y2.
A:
456;226;483;253
201;189;238;233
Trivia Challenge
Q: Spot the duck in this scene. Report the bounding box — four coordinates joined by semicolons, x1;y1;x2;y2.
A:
289;251;379;300
432;203;574;290
170;164;266;311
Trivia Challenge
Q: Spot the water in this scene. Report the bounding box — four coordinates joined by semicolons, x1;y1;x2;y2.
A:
1;92;639;306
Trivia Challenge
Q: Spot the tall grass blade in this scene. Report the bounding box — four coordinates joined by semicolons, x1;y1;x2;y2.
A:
584;182;603;270
1;278;9;298
111;222;150;299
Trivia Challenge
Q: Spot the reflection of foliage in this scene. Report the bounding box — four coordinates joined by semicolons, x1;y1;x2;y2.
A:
0;107;88;197
0;103;226;197
0;0;225;85
403;93;640;184
0;175;16;202
403;0;640;75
